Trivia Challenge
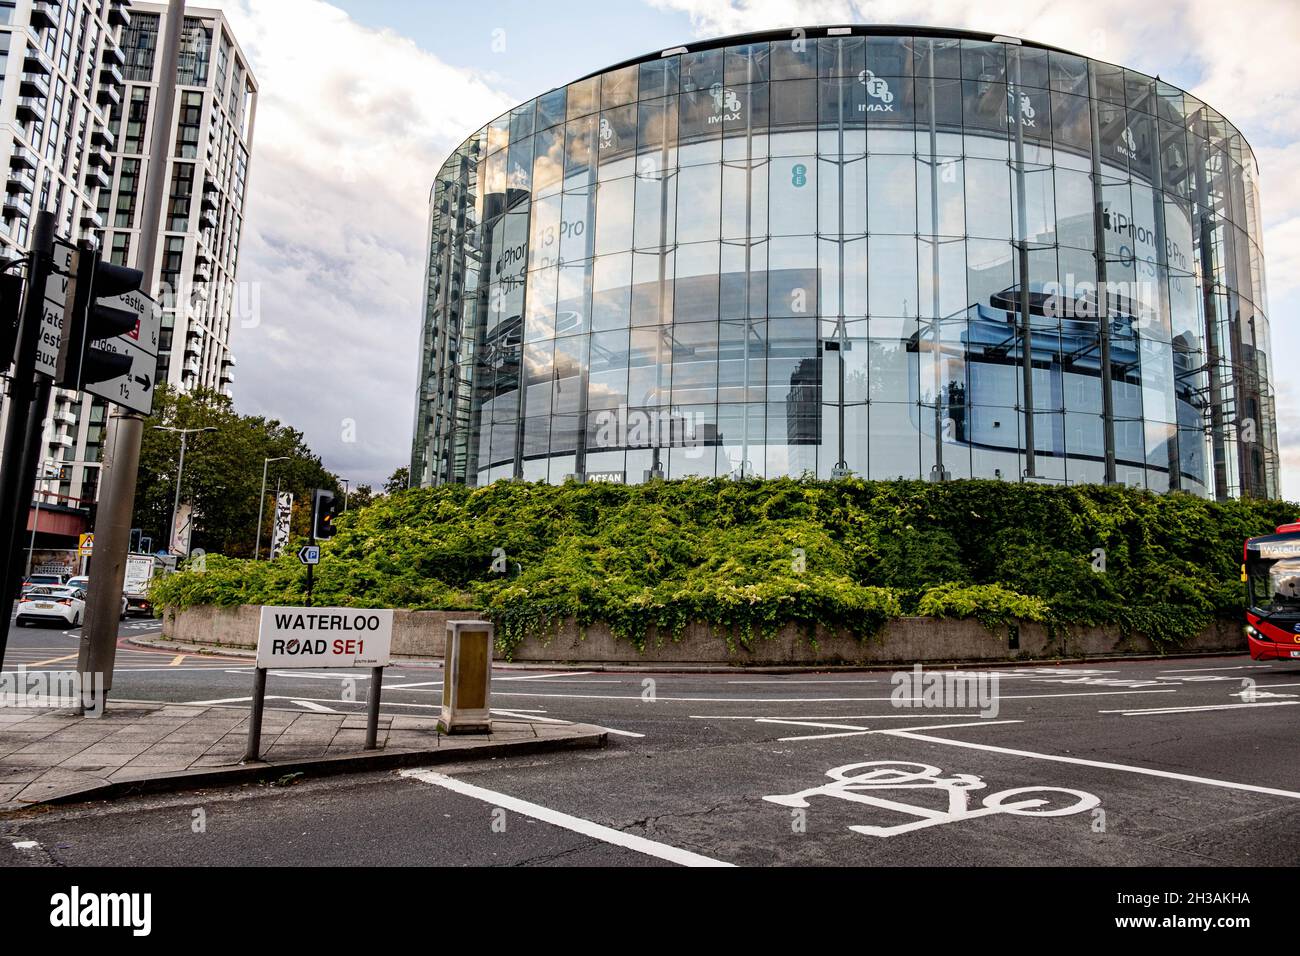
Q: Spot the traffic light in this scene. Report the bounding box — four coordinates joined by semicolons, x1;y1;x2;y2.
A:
312;489;340;540
55;247;144;389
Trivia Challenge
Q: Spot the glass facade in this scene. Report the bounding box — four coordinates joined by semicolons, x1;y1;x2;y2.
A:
411;28;1279;499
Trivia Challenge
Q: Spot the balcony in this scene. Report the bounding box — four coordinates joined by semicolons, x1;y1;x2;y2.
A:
10;146;37;171
19;73;50;100
7;167;35;196
85;165;111;191
80;209;104;230
90;125;116;150
29;2;59;31
201;208;219;230
23;45;52;76
107;0;130;29
193;263;212;283
200;189;218;211
184;331;201;357
96;82;122;109
99;62;124;90
50;433;75;449
14;98;43;124
194;243;212;264
101;43;126;69
3;193;32;221
87;145;112;170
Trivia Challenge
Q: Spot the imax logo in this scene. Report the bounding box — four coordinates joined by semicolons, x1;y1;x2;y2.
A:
707;82;741;123
50;886;152;936
857;70;895;111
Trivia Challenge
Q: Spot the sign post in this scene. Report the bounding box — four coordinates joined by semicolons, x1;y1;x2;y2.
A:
243;606;394;762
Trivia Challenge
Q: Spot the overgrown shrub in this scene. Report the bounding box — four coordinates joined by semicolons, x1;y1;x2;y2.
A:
149;478;1296;657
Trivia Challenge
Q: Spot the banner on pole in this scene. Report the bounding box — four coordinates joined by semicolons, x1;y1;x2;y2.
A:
269;492;293;559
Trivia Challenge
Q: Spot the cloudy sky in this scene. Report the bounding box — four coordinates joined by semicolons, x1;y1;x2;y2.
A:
208;0;1300;497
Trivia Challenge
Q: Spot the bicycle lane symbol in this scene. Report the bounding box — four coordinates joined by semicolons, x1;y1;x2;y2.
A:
764;761;1100;838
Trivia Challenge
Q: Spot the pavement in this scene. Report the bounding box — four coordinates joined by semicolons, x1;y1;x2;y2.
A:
0;700;604;812
2;614;1299;867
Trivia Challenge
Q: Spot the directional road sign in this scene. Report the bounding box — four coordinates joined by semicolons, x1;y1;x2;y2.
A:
83;286;162;415
35;240;76;378
298;545;321;566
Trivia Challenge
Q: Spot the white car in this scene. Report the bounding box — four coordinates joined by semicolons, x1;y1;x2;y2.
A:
65;577;129;619
16;586;86;627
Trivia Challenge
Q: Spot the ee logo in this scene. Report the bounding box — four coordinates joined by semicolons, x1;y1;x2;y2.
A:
791;164;807;188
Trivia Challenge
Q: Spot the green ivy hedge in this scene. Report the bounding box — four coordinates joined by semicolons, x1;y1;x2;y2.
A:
150;478;1296;657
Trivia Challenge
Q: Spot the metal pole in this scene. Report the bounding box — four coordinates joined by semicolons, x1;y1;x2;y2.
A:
78;0;187;709
928;46;945;481
254;457;270;559
243;667;267;762
27;473;42;577
1087;71;1117;486
0;210;56;676
364;665;383;749
1012;53;1036;479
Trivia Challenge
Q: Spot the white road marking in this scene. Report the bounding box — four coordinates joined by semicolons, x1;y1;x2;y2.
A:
877;727;1300;800
491;707;645;739
1159;664;1274;673
363;688;1180;704
400;769;732;867
289;700;338;713
495;671;595;681
691;713;987;721
1099;700;1300;716
10;841;40;851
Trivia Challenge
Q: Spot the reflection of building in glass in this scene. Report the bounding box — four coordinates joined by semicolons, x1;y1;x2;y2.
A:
412;27;1278;499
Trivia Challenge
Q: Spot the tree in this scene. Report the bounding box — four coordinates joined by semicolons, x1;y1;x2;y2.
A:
384;467;410;495
135;385;338;557
347;484;375;510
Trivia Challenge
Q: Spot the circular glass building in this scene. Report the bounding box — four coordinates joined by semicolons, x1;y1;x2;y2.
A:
411;26;1278;498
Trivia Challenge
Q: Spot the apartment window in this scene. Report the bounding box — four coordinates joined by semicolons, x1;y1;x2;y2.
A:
115;158;140;227
177;17;211;86
167;162;195;230
175;91;203;158
125;87;150;153
122;13;159;82
110;231;131;266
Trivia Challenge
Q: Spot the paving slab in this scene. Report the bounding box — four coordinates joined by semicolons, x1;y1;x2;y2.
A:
0;700;605;811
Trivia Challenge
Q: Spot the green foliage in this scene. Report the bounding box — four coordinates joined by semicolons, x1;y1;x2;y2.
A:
150;478;1297;657
918;583;1050;632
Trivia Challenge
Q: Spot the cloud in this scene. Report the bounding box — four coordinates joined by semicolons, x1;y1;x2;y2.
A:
201;0;513;487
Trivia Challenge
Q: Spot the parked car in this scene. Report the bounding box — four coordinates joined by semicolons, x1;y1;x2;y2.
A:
64;577;129;619
20;573;66;594
15;586;86;627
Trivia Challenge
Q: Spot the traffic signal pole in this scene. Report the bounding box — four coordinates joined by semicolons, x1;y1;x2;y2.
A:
0;211;56;675
77;0;186;709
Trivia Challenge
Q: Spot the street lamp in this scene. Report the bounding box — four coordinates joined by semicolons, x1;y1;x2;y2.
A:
254;456;290;560
26;460;63;577
341;478;350;512
153;425;217;556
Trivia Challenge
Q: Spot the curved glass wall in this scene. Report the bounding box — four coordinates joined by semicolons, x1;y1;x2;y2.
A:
412;29;1278;498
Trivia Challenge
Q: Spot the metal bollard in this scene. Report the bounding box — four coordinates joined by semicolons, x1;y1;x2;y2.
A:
439;620;493;734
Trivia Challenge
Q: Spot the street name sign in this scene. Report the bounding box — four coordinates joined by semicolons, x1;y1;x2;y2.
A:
35;240;76;378
255;606;393;669
298;545;320;566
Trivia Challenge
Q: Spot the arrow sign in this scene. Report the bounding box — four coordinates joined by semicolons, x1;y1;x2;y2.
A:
298;545;320;566
83;289;162;415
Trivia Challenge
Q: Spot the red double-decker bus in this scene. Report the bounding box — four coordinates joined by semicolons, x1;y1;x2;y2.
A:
1244;522;1300;661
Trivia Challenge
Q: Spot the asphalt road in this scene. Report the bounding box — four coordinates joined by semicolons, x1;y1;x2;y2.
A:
2;617;1299;867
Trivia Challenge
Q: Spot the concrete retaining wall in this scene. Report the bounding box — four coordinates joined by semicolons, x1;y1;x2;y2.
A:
161;605;1245;666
